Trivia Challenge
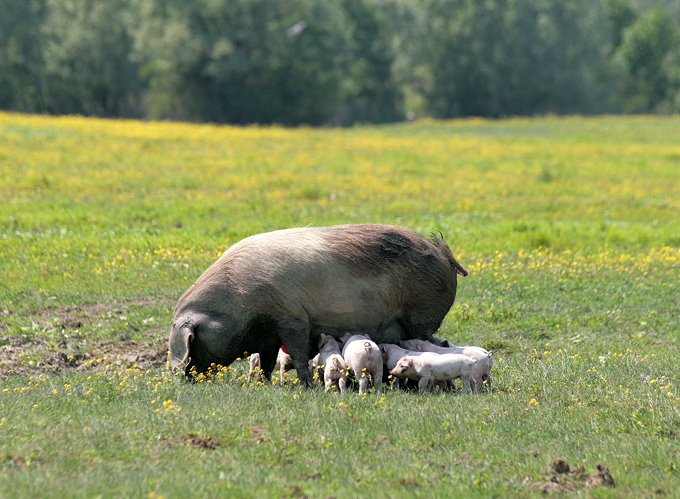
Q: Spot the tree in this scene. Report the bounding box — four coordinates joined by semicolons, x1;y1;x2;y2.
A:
136;0;351;125
0;0;47;111
338;0;403;123
606;0;637;51
617;8;679;111
41;0;142;116
420;0;614;118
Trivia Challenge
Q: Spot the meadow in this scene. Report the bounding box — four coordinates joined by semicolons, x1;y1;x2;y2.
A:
0;112;678;497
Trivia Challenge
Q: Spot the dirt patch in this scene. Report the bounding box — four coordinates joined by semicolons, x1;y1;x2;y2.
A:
1;454;28;469
1;297;172;378
179;433;218;450
534;459;615;493
282;484;308;499
245;424;270;444
40;303;116;327
298;472;321;480
76;339;168;368
0;338;168;378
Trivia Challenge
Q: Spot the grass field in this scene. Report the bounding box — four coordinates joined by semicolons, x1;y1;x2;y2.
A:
0;112;678;497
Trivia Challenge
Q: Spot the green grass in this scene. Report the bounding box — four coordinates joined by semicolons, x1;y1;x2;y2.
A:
0;113;678;497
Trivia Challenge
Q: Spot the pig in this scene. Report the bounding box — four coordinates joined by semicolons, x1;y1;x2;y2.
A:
379;343;448;389
168;224;468;387
273;348;295;385
390;354;478;393
318;333;348;394
379;343;438;372
401;339;493;391
342;334;383;395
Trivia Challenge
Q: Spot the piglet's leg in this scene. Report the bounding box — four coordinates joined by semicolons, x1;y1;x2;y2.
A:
460;374;470;394
418;377;432;393
372;368;383;394
358;373;369;395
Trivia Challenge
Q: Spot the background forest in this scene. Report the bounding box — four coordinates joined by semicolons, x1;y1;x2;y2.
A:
1;0;679;125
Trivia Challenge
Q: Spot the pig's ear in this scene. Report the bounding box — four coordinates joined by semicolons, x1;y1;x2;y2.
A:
168;325;193;373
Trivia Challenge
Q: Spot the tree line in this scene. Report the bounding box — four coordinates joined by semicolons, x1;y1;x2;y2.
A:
1;0;678;125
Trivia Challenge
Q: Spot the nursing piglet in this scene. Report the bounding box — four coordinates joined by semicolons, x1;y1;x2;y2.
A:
342;334;382;395
401;339;493;391
390;354;478;393
318;334;348;394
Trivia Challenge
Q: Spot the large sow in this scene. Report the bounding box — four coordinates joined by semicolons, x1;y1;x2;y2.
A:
168;224;467;386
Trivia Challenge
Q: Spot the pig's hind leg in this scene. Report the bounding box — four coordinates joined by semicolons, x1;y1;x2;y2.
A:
372;366;383;394
358;372;369;395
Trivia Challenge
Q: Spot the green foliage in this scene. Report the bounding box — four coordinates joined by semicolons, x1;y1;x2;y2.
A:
1;0;680;122
606;0;637;50
41;0;143;117
337;0;403;123
0;0;46;111
617;8;680;111
422;0;615;117
136;0;351;124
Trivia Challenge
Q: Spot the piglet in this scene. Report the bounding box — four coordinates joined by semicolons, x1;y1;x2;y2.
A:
248;352;262;381
379;343;444;388
390;353;478;393
379;343;437;372
274;348;295;385
342;334;382;395
318;334;348;393
401;339;493;391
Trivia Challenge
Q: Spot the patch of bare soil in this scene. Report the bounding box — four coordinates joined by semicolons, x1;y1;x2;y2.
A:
1;298;171;378
534;459;615;493
0;339;168;378
282;484;309;499
240;424;270;444
36;303;118;329
179;434;218;450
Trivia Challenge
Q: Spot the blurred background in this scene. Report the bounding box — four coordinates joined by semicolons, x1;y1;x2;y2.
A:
1;0;678;125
